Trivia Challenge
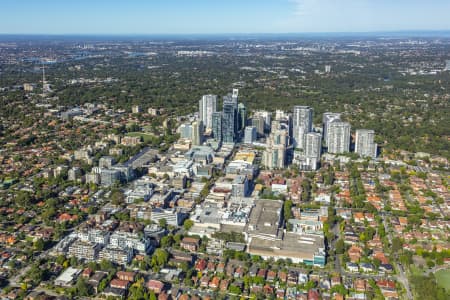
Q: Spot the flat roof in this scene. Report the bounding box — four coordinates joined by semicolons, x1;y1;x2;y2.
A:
248;233;324;260
246;199;283;238
55;267;81;284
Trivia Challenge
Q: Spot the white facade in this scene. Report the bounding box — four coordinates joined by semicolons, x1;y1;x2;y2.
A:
191;120;204;146
293;106;313;149
322;112;341;146
305;132;322;170
355;129;377;158
327;121;351;154
199;95;217;129
244;126;257;144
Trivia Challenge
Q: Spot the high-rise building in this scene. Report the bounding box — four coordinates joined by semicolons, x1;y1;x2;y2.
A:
222;94;238;143
263;121;288;169
238;102;247;131
275;110;292;145
355;129;377;158
263;144;286;170
179;123;193;139
322;112;341;146
304;132;322;170
199;95;217;129
212;112;223;142
293;106;313;149
244;126;257;144
251;116;265;137
327;121;351;154
253;110;272;134
191;120;204;146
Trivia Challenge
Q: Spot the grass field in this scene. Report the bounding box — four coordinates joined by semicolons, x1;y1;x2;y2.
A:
435;268;450;291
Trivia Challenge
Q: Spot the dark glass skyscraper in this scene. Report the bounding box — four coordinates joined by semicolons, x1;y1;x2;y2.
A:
222;91;238;143
238;102;247;131
212;112;223;142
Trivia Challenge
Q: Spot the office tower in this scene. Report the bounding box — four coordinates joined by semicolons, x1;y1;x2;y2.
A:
446;60;450;71
304;132;322;170
222;93;238;143
191;120;204;146
212;112;223;142
322;112;341;146
199;95;217;129
327;121;351;154
244;126;257;144
179;123;193;139
355;129;377;158
238;102;247;131
325;65;331;73
293;106;313;149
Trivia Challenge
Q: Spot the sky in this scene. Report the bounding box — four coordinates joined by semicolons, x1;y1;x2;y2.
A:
1;0;450;35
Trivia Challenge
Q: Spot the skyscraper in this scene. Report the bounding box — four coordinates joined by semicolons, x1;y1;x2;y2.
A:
304;132;322;170
191;120;204;146
199;95;217;129
244;126;257;144
222;93;238;143
275;110;292;145
355;129;377;158
322;112;341;147
238;102;247;131
263;121;288;169
251;115;265;137
253;110;272;134
327;121;351;154
212;112;223;142
293;106;313;149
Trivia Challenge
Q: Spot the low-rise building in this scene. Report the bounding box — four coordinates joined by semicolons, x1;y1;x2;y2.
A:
180;237;200;252
68;240;101;261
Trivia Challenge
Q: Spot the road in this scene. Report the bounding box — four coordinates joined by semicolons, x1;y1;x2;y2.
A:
381;210;414;300
330;222;341;273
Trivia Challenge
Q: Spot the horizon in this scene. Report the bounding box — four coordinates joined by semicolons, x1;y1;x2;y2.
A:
2;30;450;40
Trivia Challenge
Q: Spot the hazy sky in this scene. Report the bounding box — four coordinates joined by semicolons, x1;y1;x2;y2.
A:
1;0;450;34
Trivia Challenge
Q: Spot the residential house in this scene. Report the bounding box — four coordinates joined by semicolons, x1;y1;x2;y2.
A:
209;276;220;289
180;237;200;252
147;280;165;294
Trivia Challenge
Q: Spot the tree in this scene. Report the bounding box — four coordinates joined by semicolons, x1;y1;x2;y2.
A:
183;219;194;231
158;218;167;229
110;189;124;206
160;234;173;247
283;200;293;222
34;238;45;252
154;249;169;266
391;237;402;255
76;278;92;296
336;239;345;255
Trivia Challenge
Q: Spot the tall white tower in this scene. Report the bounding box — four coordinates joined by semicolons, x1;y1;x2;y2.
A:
327;121;351;154
355;129;377;158
293;106;313;149
199;95;217;129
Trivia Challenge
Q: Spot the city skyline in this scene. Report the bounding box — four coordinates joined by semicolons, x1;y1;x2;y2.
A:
1;0;450;35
